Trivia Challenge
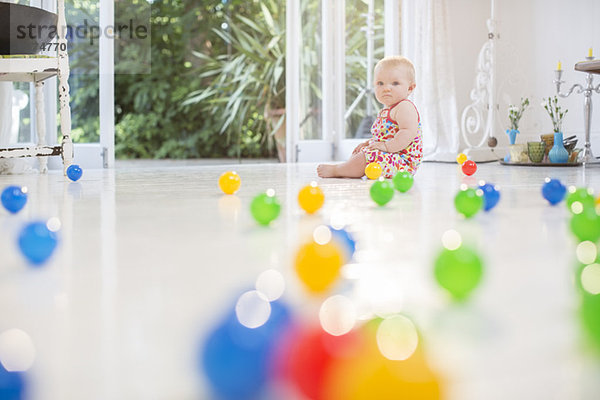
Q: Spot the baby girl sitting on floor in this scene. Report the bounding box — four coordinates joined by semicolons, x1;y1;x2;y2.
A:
317;55;423;179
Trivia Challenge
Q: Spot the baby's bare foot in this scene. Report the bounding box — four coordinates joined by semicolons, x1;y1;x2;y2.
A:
317;164;337;178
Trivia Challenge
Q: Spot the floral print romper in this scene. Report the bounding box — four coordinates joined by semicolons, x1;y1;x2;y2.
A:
362;99;423;178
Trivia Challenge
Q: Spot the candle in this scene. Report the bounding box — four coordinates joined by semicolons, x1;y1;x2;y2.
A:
557;61;562;71
589;48;594;58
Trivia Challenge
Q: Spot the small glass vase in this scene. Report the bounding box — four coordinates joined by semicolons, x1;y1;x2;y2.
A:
506;129;518;145
548;132;569;163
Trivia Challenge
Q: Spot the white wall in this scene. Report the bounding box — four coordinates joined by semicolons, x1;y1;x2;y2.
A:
449;0;600;152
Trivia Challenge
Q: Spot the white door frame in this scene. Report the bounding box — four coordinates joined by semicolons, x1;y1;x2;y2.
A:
99;0;115;168
286;0;400;163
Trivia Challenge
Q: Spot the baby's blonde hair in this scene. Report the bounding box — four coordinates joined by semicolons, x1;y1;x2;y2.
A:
375;56;415;84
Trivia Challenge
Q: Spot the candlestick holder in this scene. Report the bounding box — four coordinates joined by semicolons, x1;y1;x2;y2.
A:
553;56;600;164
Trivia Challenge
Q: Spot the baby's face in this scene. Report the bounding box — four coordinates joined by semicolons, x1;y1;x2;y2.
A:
373;65;415;107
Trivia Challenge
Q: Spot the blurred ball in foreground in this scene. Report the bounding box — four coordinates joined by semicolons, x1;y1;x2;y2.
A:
17;220;59;266
295;237;344;294
0;362;25;400
434;244;483;301
541;178;566;206
329;227;356;263
323;319;441;400
200;300;291;400
566;187;595;213
1;186;27;214
570;208;600;243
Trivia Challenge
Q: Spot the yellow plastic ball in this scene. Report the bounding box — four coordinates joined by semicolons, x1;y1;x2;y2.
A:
294;240;344;293
298;182;325;214
456;153;467;165
218;171;241;194
365;162;382;180
323;320;442;400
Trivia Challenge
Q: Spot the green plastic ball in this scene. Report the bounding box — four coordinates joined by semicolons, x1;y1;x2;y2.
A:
434;246;483;301
566;187;595;213
392;171;414;193
250;191;281;225
454;187;483;218
581;291;600;349
570;208;600;242
370;178;395;206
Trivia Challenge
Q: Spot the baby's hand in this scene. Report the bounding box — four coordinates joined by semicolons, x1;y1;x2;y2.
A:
352;142;368;155
365;141;387;152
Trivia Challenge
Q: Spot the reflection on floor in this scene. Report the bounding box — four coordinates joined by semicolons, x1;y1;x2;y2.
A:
1;161;600;399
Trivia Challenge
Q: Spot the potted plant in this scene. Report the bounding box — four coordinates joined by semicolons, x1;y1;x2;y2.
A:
506;97;529;145
184;0;286;161
542;96;569;163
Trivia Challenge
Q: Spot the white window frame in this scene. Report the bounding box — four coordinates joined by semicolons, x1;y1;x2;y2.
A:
286;0;401;163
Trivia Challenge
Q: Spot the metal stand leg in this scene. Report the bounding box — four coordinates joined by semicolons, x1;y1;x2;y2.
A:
581;76;598;164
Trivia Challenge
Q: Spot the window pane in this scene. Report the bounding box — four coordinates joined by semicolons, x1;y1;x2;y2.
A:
14;83;32;143
344;0;384;139
62;0;100;143
299;0;322;140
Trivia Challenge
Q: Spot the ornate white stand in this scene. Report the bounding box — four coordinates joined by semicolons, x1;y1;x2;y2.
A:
0;0;73;174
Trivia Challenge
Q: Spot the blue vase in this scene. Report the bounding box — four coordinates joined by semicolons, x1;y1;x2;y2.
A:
506;129;518;145
548;132;569;163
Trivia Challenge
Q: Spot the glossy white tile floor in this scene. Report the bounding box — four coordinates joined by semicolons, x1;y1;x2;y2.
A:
1;161;600;399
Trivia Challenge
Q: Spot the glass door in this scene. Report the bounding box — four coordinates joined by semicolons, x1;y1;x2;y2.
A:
339;0;385;159
287;0;334;162
287;0;400;162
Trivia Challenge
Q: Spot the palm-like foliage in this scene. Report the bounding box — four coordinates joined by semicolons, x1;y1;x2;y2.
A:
184;0;284;157
185;0;385;158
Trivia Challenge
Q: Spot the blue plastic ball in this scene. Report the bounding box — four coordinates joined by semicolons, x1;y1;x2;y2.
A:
17;221;59;266
200;300;291;400
542;178;567;205
1;186;28;214
329;227;356;262
66;164;83;182
478;182;500;211
0;363;25;400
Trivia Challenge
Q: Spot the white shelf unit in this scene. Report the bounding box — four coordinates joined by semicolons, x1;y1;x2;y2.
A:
0;0;73;173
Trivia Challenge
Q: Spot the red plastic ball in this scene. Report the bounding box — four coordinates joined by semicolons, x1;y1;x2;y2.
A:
461;160;477;176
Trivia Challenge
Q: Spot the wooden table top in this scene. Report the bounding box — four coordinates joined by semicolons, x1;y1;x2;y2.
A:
575;59;600;74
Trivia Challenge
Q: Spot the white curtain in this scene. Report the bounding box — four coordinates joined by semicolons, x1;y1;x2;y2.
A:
401;0;460;161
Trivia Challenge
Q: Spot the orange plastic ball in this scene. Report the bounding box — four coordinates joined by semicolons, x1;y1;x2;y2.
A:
295;240;344;293
456;153;468;165
298;182;325;214
461;160;477;176
218;171;241;194
365;162;382;180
